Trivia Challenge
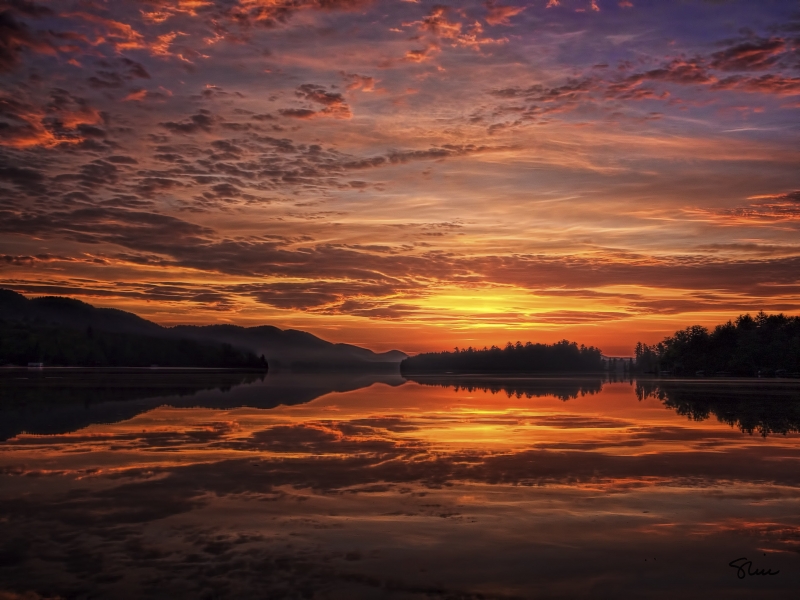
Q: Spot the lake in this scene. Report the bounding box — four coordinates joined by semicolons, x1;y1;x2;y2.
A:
1;372;799;598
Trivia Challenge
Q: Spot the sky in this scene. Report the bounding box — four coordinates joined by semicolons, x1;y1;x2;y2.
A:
1;0;799;355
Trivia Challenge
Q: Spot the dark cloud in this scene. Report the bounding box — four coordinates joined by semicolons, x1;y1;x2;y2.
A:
386;144;492;164
210;182;240;196
1;252;66;266
124;133;502;207
210;139;242;155
0;165;44;192
54;160;119;189
0;7;53;72
237;279;413;310
632;59;714;85
279;107;319;119
2;1;53;18
0;207;214;248
135;176;184;196
713;73;800;95
710;37;786;71
698;192;800;223
87;58;151;90
296;83;346;107
88;72;124;89
279;84;352;119
782;191;800;203
106;155;138;164
153;153;187;163
490;78;597;102
120;58;150;79
160;111;215;134
75;124;105;138
487;42;800;126
212;0;372;30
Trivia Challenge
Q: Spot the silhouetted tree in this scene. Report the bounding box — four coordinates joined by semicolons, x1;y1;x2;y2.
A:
401;339;603;374
634;312;800;376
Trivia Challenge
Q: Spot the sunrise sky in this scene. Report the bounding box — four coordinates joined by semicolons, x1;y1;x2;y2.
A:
1;0;799;355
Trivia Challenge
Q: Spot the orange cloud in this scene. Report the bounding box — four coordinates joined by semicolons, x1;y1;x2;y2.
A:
342;72;377;92
278;84;353;119
123;89;149;101
484;2;526;26
404;6;503;50
0;91;103;148
69;12;146;51
151;31;182;56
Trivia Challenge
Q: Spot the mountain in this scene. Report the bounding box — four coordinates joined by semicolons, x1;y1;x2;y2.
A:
172;324;406;371
0;288;163;335
0;320;269;369
0;289;406;371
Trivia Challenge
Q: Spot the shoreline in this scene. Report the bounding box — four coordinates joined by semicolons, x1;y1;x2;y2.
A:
0;366;268;374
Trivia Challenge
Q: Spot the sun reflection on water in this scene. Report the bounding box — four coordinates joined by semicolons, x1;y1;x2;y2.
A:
1;374;799;597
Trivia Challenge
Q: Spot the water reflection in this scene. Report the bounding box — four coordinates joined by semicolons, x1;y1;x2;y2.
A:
0;370;404;441
1;375;799;598
406;374;604;400
637;379;800;436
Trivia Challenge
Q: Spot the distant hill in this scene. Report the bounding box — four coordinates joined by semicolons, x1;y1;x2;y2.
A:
0;289;406;371
0;320;268;370
0;289;163;335
172;324;406;371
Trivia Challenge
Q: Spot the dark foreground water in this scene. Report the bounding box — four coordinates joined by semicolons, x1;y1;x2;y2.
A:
1;372;799;599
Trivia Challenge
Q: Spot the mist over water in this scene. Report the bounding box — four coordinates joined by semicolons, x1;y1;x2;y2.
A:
1;373;799;598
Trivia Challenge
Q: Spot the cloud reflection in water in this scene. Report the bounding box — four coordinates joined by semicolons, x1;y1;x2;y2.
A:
0;374;799;598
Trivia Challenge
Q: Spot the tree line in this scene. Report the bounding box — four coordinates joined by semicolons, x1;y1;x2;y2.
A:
635;312;800;377
400;340;604;375
0;320;268;369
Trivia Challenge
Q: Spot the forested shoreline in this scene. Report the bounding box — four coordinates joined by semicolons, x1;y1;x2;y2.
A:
401;313;800;378
0;321;268;370
635;312;800;377
400;340;604;375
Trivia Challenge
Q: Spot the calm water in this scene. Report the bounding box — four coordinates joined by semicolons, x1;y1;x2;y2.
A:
1;372;799;599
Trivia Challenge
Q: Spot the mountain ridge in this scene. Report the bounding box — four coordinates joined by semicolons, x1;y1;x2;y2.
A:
0;289;406;371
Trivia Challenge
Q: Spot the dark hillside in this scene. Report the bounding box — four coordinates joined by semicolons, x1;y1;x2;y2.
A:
0;289;163;335
0;320;267;369
0;290;405;371
173;323;405;370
